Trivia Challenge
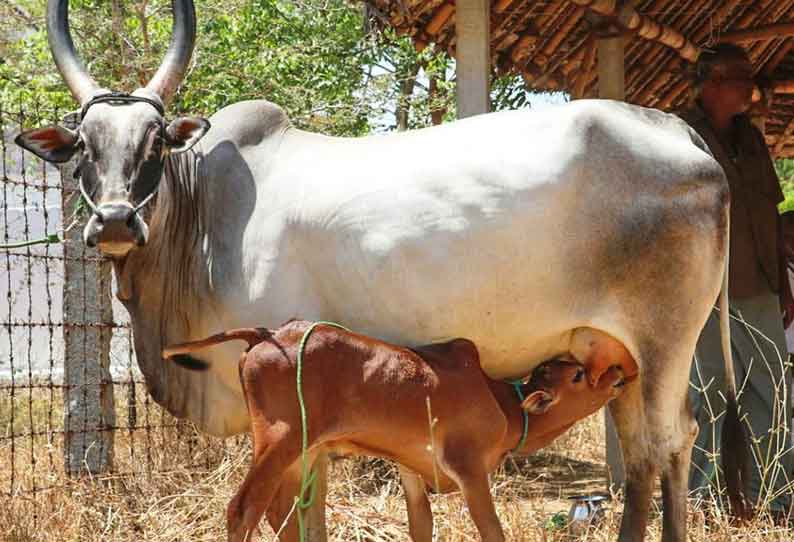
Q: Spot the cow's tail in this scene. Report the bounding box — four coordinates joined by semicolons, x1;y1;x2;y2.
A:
162;328;270;371
718;231;752;520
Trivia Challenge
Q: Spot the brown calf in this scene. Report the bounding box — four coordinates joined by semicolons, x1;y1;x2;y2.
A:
163;321;629;542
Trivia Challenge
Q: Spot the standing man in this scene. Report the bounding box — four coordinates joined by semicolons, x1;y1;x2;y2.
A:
680;42;793;516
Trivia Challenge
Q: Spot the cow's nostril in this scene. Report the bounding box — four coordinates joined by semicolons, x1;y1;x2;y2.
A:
126;213;136;228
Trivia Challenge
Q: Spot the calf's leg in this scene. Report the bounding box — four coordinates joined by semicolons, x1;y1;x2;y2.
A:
303;453;329;542
227;423;301;542
399;467;433;542
440;446;504;542
267;451;326;542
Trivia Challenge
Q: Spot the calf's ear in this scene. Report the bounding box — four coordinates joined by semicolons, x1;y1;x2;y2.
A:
165;117;210;154
15;125;80;163
521;390;556;414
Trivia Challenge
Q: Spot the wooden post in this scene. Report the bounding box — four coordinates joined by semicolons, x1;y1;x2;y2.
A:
60;112;115;475
597;28;627;494
598;32;625;100
456;0;490;118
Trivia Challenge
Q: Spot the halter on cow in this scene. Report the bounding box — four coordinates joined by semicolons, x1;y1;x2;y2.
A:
16;1;749;540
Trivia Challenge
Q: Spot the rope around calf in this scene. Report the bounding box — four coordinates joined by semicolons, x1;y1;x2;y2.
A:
295;321;350;541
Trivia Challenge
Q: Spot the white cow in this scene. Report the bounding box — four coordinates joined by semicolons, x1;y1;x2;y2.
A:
17;1;745;540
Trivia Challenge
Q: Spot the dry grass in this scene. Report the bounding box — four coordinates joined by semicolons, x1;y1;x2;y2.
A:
4;391;794;542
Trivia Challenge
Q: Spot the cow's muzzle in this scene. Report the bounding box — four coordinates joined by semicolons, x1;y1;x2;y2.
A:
83;202;149;256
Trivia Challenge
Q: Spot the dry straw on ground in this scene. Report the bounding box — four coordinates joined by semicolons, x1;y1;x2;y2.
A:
5;397;793;542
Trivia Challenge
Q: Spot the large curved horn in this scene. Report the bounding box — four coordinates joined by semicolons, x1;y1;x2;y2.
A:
47;0;101;105
145;0;196;105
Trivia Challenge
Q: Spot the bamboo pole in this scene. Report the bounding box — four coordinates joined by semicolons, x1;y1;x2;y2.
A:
510;33;539;64
573;35;597;98
774;80;794;94
722;22;794;43
761;40;794;76
426;3;454;35
626;0;703;95
658;80;689;109
494;0;516;14
570;0;700;61
539;6;585;63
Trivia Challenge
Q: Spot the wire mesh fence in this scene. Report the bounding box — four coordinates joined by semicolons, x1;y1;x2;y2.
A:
0;100;229;518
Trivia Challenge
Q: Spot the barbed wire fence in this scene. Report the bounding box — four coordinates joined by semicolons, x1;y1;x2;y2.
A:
0;99;228;521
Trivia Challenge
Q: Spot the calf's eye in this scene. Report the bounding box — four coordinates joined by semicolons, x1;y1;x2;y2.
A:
572;368;585;383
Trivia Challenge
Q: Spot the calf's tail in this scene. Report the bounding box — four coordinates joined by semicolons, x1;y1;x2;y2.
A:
162;328;270;371
718;231;752;520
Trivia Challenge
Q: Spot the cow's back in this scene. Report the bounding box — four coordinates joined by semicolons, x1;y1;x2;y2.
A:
244;100;727;379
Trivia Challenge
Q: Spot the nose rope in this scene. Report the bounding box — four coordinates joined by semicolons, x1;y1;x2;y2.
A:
78;174;101;216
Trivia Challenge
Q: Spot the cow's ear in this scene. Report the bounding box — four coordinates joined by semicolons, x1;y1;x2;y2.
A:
165;117;210;154
15;125;80;164
521;390;556;414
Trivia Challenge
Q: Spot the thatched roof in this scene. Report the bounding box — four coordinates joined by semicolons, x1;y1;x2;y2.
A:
364;0;794;157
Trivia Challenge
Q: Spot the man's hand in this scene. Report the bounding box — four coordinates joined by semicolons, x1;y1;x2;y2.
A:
782;281;794;328
784;299;794;329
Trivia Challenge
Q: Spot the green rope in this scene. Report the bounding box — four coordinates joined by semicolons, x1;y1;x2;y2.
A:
510;380;529;453
295;320;349;541
0;233;61;250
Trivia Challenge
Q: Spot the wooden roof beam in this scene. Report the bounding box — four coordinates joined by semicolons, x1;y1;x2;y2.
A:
570;0;699;62
760;40;794;77
425;3;454;35
774;80;794;94
721;22;794;43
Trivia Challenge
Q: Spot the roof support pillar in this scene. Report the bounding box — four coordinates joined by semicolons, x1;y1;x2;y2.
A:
598;29;625;100
597;26;627;495
455;0;490;118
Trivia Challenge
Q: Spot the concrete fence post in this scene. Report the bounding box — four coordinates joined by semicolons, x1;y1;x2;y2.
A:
59;111;116;475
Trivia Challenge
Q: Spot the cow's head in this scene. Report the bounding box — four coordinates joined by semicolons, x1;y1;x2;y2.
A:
15;0;209;257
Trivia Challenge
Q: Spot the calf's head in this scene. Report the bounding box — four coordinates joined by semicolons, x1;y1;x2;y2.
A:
521;359;626;416
14;0;209;258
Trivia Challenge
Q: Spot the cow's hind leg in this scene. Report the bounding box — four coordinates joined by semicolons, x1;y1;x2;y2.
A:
609;349;697;542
